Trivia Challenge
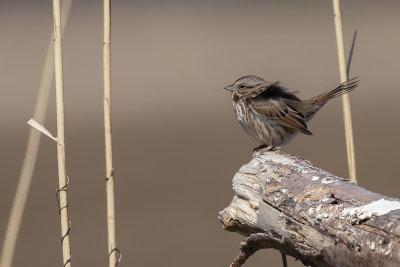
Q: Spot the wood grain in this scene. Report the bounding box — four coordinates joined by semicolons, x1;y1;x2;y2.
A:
219;150;400;267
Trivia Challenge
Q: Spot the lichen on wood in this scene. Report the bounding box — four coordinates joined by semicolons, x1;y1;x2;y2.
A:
219;150;400;267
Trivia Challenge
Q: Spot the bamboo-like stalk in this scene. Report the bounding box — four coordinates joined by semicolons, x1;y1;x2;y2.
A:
103;0;119;266
53;0;72;266
0;2;72;267
332;0;357;184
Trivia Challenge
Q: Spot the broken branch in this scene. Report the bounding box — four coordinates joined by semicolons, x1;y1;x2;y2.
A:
219;150;400;267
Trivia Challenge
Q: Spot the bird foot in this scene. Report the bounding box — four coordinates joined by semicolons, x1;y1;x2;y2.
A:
253;145;282;157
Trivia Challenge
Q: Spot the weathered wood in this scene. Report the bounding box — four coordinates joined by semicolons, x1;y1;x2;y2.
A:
219;150;400;267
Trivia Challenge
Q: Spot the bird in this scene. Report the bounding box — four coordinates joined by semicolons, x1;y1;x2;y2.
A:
224;75;359;151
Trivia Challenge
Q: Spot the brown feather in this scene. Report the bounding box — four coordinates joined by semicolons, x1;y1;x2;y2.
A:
249;98;312;135
309;77;359;106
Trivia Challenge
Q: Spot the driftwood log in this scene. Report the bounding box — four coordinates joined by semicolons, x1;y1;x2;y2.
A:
219;150;400;267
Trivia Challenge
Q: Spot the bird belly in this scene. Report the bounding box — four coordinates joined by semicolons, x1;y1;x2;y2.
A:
234;102;261;141
234;101;297;146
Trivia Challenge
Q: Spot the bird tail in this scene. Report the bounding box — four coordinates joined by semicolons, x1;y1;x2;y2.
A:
308;77;359;106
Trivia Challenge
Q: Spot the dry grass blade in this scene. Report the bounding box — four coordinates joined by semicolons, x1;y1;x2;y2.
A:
347;30;358;78
332;0;357;184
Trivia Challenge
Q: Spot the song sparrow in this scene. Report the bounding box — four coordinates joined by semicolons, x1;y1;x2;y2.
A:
224;75;359;150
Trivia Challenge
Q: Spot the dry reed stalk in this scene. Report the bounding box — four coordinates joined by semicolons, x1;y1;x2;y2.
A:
0;1;72;267
53;0;72;265
332;0;357;184
103;0;119;266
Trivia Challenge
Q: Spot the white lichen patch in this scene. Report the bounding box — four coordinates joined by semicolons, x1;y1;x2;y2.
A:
312;204;337;220
312;176;319;181
340;198;400;222
316;212;330;220
366;240;376;250
308;208;314;216
316;205;321;212
384;242;392;255
321;177;336;184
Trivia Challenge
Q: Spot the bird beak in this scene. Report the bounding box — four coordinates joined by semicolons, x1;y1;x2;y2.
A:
224;84;235;91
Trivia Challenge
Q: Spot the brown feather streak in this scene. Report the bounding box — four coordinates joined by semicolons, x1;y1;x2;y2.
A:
249;99;311;135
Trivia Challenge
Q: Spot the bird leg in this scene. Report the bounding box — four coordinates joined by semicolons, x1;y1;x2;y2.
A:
253;144;282;156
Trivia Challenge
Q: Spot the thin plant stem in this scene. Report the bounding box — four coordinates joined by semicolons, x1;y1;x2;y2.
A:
281;253;288;267
53;0;72;265
347;30;358;78
332;0;357;184
103;0;119;266
0;1;72;267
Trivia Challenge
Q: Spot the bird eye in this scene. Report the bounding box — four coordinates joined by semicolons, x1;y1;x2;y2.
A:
239;84;245;89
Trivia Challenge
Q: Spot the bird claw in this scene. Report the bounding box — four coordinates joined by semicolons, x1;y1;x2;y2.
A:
253;145;282;157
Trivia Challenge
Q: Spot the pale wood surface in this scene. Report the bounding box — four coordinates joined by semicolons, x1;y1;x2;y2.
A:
220;150;400;267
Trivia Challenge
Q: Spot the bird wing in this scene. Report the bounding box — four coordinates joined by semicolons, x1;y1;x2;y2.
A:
249;98;313;135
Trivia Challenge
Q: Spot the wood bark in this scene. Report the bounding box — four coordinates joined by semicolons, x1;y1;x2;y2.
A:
219;150;400;267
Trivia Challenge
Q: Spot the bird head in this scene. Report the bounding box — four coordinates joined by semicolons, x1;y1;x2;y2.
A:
224;75;270;96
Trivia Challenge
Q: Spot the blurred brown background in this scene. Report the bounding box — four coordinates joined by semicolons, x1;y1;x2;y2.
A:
1;0;399;266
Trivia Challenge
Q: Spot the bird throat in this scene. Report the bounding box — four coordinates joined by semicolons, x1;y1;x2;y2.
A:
232;92;241;103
